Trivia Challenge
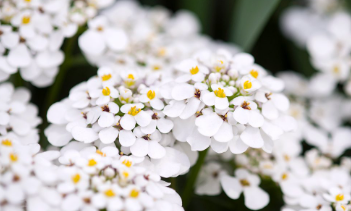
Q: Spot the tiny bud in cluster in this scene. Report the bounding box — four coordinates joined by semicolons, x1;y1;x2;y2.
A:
104;167;115;177
228;68;238;78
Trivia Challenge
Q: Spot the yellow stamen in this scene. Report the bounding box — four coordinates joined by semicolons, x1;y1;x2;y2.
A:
101;74;112;81
102;87;110;96
240;179;250;186
214;87;226;98
158;48;166;56
152;65;161;71
96;150;106;157
335;194;344;201
87;159;97;166
122;160;132;168
22;16;30;24
128;106;141;116
214;66;222;72
243;80;252;89
122;171;129;178
333;66;340;75
72;174;81;184
9;153;18;162
1;139;12;146
250;70;259;78
341;205;346;211
24;0;31;2
105;189;115;197
147;90;156;100
283;154;290;162
127;74;135;80
281;173;288;180
130;189;139;198
190;66;199;75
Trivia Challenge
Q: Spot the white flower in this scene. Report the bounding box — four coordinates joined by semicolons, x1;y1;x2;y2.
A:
120;103;151;130
232;96;264;128
195;162;224;195
89;85;119;105
175;59;209;82
139;87;164;110
79;16;129;56
202;84;233;110
220;169;270;210
130;127;166;159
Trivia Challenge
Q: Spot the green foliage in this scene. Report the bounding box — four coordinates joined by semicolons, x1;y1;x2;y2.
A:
230;0;281;52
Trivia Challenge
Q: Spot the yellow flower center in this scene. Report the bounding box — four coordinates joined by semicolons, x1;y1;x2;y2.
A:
153;65;161;71
24;0;31;2
241;101;251;110
281;173;288;180
147;90;156;100
105;189;115;197
284;154;290;162
127;74;135;80
87;159;97;166
158;47;166;57
335;194;344;201
1;139;12;146
96;150;106;157
240;179;250;186
22;16;30;24
122;160;132;167
250;70;259;78
243;80;252;89
122;171;129;178
130;189;139;198
72;174;81;184
214;87;226;98
190;66;199;75
9;153;18;162
333;66;340;75
101;74;112;81
124;74;136;87
102;87;111;96
128;106;141;116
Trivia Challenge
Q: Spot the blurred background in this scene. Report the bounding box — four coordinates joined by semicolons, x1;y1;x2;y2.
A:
23;0;344;210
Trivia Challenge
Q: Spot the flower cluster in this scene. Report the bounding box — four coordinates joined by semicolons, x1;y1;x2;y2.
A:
193;70;351;210
0;82;41;143
0;0;114;87
46;48;295;164
281;0;351;97
0;137;183;211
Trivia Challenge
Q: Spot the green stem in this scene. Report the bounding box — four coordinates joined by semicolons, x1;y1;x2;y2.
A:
182;148;209;208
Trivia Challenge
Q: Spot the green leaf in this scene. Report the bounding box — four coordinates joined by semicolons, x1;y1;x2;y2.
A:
230;0;280;52
179;0;214;34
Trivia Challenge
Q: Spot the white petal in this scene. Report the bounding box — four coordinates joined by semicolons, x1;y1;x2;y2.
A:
120;114;136;130
7;44;32;68
157;118;174;133
98;112;114;127
148;141;166;159
103;28;128;51
163;100;186;118
130;139;149;157
262;101;279;120
195;112;223;137
187;128;211;151
233;107;249;125
72;127;98;143
244;187;269;210
229;137;248;154
220;175;242;199
213;122;233;142
45;125;72;147
99;127;118;144
240;126;264;148
35;51;64;69
135;111;151;127
119;130;136;147
78;30;106;56
211;139;229;153
215;97;229;110
172;83;195;100
248;111;264;128
141;119;157;134
179;97;200;119
201;92;216;106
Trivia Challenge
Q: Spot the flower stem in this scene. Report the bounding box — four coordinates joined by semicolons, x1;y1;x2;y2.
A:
181;148;209;208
